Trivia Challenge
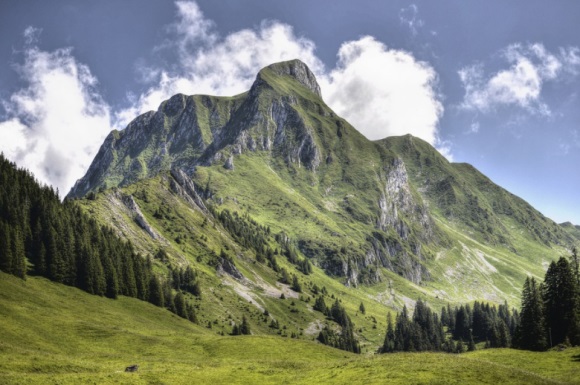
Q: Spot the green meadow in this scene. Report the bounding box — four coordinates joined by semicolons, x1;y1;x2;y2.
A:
2;272;578;385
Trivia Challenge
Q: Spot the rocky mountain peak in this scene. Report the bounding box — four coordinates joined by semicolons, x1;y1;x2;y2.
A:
256;59;322;98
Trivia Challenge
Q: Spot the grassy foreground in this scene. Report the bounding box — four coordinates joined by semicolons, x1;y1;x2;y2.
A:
1;272;579;385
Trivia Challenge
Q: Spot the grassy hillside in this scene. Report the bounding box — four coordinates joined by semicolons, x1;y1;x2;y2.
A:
74;165;576;355
2;272;579;384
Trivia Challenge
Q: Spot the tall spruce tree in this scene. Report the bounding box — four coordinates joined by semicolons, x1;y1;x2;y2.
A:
148;276;164;307
515;277;547;351
382;312;395;353
542;257;580;346
571;247;580;288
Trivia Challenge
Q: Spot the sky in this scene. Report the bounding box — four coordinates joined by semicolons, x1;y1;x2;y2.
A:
0;1;579;224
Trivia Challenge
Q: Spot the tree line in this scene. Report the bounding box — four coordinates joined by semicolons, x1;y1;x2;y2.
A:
381;251;580;353
381;298;519;353
0;154;198;322
515;255;579;350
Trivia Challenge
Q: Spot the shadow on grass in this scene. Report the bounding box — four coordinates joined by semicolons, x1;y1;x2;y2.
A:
572;354;580;362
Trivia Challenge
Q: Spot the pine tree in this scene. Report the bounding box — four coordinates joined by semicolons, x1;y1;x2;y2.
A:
453;305;470;341
542;257;580;346
291;274;302;292
10;226;27;278
382;312;395;353
516;277;547;351
313;296;328;314
102;255;119;299
359;302;366;315
571;247;580;288
440;306;449;327
174;292;187;319
148;276;164;307
0;221;13;274
239;315;251;335
468;330;476;351
186;303;197;323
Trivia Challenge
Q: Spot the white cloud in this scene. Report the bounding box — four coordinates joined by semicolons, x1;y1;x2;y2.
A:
0;43;112;195
459;43;580;115
321;36;443;144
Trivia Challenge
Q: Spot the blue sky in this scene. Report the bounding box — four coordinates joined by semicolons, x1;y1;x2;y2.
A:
1;1;579;224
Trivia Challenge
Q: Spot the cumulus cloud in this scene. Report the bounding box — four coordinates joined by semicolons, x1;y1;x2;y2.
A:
459;43;580;115
0;40;112;195
321;36;443;144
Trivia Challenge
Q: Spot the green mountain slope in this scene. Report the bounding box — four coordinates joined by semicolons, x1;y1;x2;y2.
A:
66;59;578;350
2;272;580;385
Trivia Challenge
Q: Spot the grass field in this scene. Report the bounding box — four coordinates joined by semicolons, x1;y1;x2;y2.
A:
1;272;579;385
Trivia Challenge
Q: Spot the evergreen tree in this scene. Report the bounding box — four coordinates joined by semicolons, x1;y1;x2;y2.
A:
571;247;580;288
313;296;328;314
515;277;547;351
186;303;197;323
382;312;395;353
453;305;470;341
359;302;366;315
239;315;251;335
440;306;449;327
291;274;302;292
174;291;187;319
102;255;119;299
0;221;13;274
468;330;476;351
148;276;164;307
542;257;580;346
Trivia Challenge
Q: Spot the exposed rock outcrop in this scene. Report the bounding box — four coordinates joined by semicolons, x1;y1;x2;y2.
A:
121;194;162;240
217;257;244;280
169;167;208;213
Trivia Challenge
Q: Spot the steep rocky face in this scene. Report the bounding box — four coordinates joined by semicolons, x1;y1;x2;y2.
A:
68;60;324;199
377;157;432;240
67;92;246;199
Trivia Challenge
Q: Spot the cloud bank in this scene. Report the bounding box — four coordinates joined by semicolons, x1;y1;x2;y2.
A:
0;1;445;197
459;43;580;116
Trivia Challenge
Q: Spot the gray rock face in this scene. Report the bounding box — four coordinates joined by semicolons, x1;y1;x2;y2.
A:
121;194;162;240
67;59;323;199
224;155;234;170
338;157;435;285
169;167;208;213
377;157;433;241
217;257;244;280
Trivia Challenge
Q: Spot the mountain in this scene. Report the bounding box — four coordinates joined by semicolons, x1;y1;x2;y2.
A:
66;59;577;347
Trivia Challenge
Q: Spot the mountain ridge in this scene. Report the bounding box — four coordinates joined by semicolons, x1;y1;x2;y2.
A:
68;59;577;300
